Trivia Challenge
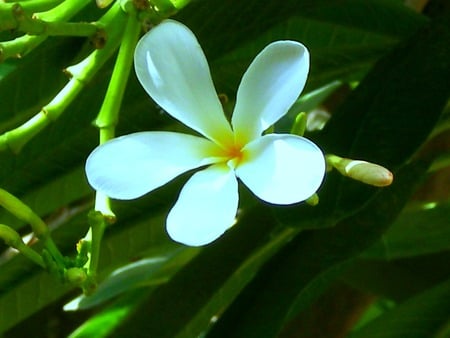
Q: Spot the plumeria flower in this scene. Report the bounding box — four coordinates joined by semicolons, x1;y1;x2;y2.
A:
86;20;325;246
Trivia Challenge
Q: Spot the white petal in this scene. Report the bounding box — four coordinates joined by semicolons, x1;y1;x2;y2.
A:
231;41;309;144
85;132;222;200
167;164;238;246
236;134;325;204
134;20;234;148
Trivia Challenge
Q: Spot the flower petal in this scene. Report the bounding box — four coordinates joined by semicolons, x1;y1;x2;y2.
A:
167;164;238;246
134;20;233;147
231;41;309;144
236;134;325;204
85;132;222;200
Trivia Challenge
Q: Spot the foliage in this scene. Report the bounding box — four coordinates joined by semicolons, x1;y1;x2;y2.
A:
0;0;449;337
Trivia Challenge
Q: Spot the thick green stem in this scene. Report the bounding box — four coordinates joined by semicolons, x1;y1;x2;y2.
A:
0;188;64;266
0;0;92;61
82;10;141;293
0;0;63;31
0;34;46;62
0;2;126;153
0;224;46;268
95;8;141;132
0;188;48;237
151;0;192;12
13;5;101;37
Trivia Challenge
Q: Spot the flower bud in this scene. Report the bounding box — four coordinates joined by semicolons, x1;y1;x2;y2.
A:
327;155;393;187
65;267;88;285
344;160;393;187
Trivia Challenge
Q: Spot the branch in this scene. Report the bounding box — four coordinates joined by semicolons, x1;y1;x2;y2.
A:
0;2;126;153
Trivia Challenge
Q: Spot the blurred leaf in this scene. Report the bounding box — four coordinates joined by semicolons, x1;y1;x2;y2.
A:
349;279;450;338
277;9;450;229
207;160;429;338
205;8;450;338
111;206;297;338
363;201;450;259
342;252;450;303
65;247;198;311
179;0;426;60
202;0;426;93
68;288;148;338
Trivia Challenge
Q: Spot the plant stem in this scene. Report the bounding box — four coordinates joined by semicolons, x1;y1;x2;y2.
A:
83;8;141;291
0;224;46;268
0;34;46;62
13;6;101;37
0;188;64;266
0;0;63;31
290;112;307;136
0;2;126;153
0;0;92;61
95;8;141;132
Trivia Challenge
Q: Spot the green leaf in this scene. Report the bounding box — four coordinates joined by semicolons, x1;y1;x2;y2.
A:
205;9;450;337
206;160;429;337
349;279;450;338
199;0;426;93
68;288;148;338
277;9;450;229
342;251;450;303
110;206;296;338
363;201;450;259
65;247;198;311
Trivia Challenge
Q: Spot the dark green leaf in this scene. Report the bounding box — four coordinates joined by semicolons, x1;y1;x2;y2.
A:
363;201;450;259
349;279;450;338
207;161;429;338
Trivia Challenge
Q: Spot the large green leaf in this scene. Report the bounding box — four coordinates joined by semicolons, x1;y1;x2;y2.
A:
205;10;450;338
110;205;291;338
363;201;450;259
342;253;450;303
349;279;450;338
207;160;429;337
277;9;450;229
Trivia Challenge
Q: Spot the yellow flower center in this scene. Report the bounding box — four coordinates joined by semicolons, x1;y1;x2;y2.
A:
223;143;245;169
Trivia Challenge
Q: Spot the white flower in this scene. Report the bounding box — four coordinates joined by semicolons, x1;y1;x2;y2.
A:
85;20;325;246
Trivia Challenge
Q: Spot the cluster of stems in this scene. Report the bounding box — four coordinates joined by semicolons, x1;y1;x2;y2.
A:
0;0;191;293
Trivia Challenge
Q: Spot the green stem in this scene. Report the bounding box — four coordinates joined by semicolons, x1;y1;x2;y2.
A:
33;0;91;22
95;8;141;132
85;212;107;275
0;0;91;61
0;34;46;62
83;9;141;291
0;224;46;268
0;188;48;237
0;2;126;153
151;0;192;13
0;0;63;31
13;6;101;37
0;188;64;266
290;112;307;136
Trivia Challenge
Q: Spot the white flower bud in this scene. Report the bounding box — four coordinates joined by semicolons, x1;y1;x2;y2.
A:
327;155;393;187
